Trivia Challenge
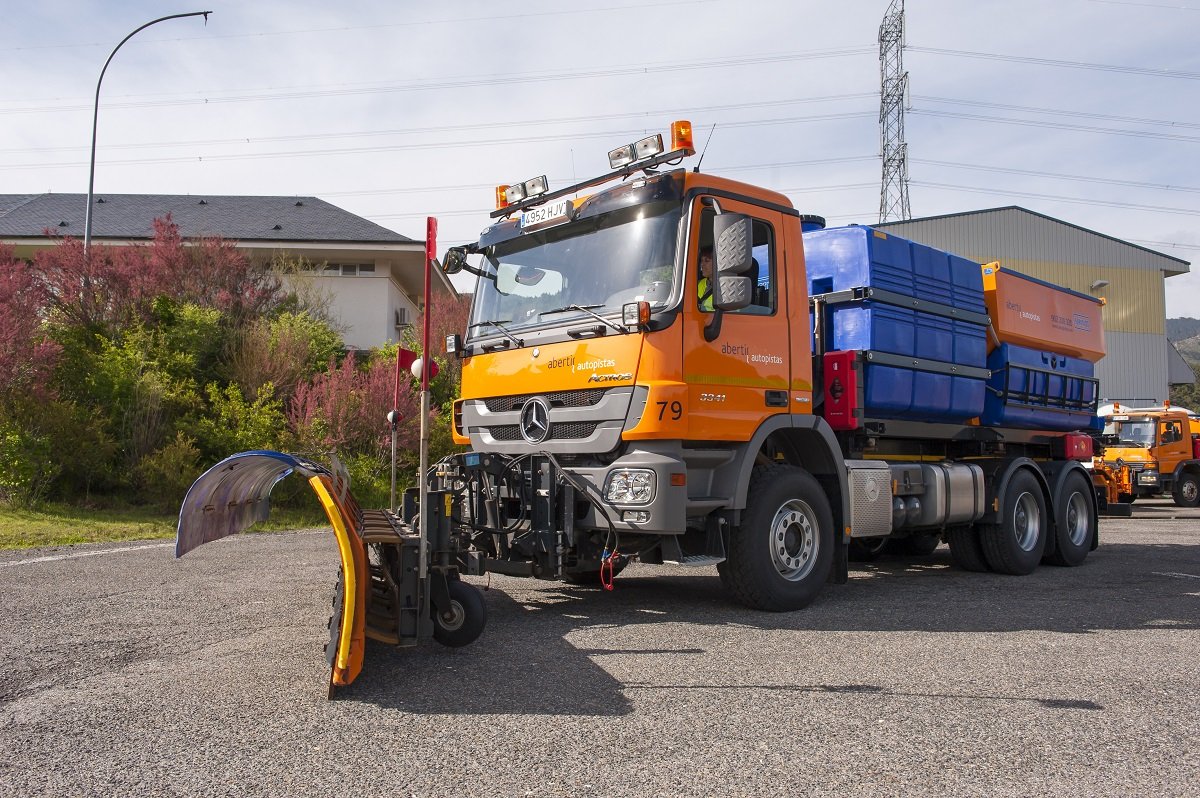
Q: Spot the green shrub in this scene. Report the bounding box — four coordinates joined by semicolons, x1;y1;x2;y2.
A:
134;431;203;509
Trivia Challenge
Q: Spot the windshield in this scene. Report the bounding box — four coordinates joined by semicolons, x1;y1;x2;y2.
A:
468;200;681;337
1107;420;1155;447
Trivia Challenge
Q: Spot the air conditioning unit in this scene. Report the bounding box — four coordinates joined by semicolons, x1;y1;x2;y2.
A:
394;308;410;329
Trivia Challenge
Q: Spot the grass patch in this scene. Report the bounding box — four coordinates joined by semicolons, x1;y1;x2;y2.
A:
0;503;328;550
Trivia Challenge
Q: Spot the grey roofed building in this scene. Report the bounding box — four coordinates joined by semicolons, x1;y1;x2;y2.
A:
0;193;453;350
0;192;411;244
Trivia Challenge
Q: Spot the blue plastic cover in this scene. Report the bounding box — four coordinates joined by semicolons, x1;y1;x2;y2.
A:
175;450;330;558
981;344;1101;431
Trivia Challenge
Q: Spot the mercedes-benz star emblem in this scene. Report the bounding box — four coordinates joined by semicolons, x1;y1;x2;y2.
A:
519;397;551;444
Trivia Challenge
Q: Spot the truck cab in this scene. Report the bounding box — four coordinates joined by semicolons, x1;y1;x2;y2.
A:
1098;405;1200;506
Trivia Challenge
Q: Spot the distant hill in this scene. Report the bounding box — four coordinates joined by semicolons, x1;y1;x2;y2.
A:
1167;317;1200;342
1176;335;1200;366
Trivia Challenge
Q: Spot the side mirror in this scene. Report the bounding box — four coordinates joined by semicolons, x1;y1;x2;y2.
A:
442;246;468;275
711;213;753;311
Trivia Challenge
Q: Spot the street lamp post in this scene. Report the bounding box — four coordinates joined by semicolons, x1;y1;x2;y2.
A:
84;11;211;253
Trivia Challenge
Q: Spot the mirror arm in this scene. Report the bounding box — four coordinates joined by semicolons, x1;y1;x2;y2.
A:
703;309;723;343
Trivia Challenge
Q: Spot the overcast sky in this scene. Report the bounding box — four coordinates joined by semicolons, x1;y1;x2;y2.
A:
2;0;1198;316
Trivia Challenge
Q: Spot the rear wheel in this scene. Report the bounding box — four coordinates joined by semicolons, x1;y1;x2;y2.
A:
720;465;833;611
947;525;990;572
1047;471;1095;567
1172;472;1200;507
981;469;1047;575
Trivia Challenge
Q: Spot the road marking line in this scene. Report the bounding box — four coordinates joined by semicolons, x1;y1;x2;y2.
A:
0;542;174;568
1152;571;1200;581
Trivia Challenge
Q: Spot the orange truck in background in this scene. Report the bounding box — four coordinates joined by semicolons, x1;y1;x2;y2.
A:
1095;404;1200;507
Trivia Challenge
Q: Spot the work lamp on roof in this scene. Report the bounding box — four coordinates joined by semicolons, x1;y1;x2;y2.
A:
634;134;664;160
505;182;527;203
523;175;549;197
608;144;636;170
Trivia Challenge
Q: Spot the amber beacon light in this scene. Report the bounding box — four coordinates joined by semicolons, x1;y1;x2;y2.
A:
671;120;695;155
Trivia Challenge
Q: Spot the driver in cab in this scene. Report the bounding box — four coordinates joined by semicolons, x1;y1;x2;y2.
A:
697;246;714;311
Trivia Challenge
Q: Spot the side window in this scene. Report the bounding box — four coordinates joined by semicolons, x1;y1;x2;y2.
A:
696;213;776;314
734;219;775;316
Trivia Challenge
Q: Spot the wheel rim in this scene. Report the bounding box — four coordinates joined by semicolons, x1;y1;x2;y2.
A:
438;599;465;632
1064;490;1090;547
769;499;819;581
1183;479;1198;503
1012;491;1042;552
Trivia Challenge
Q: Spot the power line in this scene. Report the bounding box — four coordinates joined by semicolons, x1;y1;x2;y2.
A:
318;155;878;198
908;46;1200;81
913;159;1200;194
7;0;723;52
914;95;1200;131
0;94;876;155
911;108;1200;144
0;47;875;116
910;179;1200;216
0;113;877;171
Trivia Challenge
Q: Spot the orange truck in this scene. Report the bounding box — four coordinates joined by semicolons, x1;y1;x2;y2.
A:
1095;404;1200;507
438;120;1105;609
177;121;1111;692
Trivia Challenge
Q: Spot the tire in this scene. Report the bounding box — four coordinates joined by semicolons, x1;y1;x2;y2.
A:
432;579;486;648
1117;493;1136;505
980;469;1047;575
1172;471;1200;508
947;524;990;572
1047;471;1095;567
848;536;889;562
888;531;941;556
719;465;834;611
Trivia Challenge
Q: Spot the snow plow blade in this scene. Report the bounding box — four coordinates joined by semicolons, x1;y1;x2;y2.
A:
175;451;367;690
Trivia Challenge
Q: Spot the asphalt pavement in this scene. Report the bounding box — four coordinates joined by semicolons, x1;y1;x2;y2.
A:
2;500;1198;797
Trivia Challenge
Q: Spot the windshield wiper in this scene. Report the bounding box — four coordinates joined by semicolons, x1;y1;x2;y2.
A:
468;319;524;347
539;304;628;334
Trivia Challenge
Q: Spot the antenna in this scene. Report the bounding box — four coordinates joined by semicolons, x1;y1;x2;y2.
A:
693;123;717;172
878;0;911;222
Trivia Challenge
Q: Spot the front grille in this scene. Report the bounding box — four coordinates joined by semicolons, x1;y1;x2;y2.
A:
484;421;600;442
484;388;607;413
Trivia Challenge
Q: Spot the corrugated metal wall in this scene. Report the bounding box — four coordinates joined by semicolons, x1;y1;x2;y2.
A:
1098;332;1168;405
877;207;1187;403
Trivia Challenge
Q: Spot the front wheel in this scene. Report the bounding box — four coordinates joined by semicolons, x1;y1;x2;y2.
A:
1172;472;1200;508
719;465;833;611
432;579;487;648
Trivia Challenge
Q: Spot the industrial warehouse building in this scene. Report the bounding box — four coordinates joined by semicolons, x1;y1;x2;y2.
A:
878;206;1193;406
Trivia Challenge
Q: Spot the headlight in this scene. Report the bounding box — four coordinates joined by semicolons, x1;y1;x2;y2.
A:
605;469;656;505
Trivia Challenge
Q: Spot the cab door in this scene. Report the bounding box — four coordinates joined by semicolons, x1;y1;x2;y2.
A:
681;196;790;441
1158;418;1190;472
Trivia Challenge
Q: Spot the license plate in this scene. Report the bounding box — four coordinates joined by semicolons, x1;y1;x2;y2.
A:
1139;473;1158;484
520;199;573;230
